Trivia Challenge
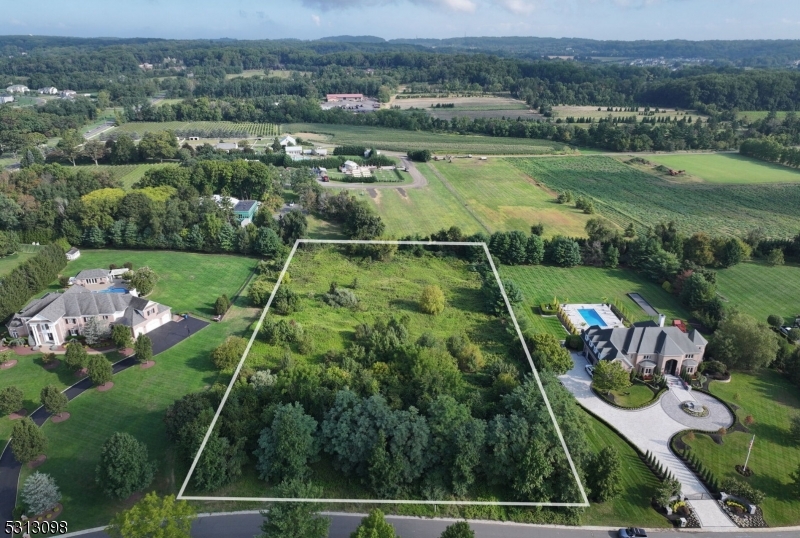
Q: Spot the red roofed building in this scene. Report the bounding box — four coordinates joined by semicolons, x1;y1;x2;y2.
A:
326;93;364;102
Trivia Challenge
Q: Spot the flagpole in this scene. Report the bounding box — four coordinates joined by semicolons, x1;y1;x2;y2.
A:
743;435;755;473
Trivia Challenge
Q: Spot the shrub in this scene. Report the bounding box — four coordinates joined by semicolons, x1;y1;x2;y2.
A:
0;386;24;415
419;285;446;315
744;415;755;426
700;360;728;376
272;286;300;315
446;334;484;373
212;336;247;370
96;432;156;500
134;334;153;364
323;286;359;308
214;295;230;316
720;477;765;504
767;314;784;328
565;334;584;350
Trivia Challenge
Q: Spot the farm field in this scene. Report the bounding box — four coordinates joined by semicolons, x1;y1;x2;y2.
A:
737;111;792;122
75;163;175;189
283;123;574;155
684;370;800;526
0;251;35;277
509;156;800;237
111;121;280;138
224;69;266;79
429;158;592;237
498;264;692;336
54;250;257;317
552;105;703;123
715;261;800;323
392;95;541;120
647;153;800;184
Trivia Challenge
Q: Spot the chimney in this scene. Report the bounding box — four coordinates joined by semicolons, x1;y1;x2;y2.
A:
658;314;666;327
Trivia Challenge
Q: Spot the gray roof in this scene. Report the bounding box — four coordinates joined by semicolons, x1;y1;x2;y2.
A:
233;200;257;213
583;325;707;365
11;286;160;324
75;268;111;280
66;247;80;255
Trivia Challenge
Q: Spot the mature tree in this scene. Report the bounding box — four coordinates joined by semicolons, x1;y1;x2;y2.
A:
249;277;274;307
716;237;750;268
87;355;113;386
110;134;138;164
592;361;631;394
679;272;715;311
256;227;285;259
138;130;178;162
0;193;21;230
525;332;573;375
546;236;582;267
419;285;446;315
134;333;153;364
21;472;61;515
0;386;24;415
192;431;245;491
64;341;89;371
525;234;545;264
256;402;319;483
97;90;111;109
589;447;623;502
641;249;680;282
40;385;68;417
106;493;196;538
447;334;484;373
96;432;155;500
711;310;779;370
83;139;107;165
56;129;84;166
273;286;300;315
684;233;715;266
585;217;617;243
130;266;158;296
215;295;230;316
767;248;785;266
257;480;329;538
351;509;397;538
212;336;247;370
278;210;308;245
111;324;132;349
0;230;20;256
83;316;109;346
11;417;47;464
767;314;785;329
441;521;474;538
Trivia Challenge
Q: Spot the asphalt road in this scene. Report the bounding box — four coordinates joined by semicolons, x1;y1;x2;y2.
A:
58;512;800;538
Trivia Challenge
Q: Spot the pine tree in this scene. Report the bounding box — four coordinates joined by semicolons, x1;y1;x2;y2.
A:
21;472;61;515
11;417;47;464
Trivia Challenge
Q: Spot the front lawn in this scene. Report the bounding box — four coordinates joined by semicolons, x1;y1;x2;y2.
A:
608;383;657;408
54;250;257;317
683;370;800;526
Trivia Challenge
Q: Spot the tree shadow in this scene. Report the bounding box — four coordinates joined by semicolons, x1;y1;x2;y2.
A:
447;286;487;315
388;298;420;314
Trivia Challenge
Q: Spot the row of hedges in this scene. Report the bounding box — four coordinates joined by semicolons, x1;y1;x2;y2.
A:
0;244;67;322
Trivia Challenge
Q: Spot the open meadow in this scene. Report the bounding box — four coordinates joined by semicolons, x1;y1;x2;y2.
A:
647;153;800;184
76;163;176;189
508;155;800;237
283;123;574;155
715;261;800;323
392;95;540;120
684;370;800;526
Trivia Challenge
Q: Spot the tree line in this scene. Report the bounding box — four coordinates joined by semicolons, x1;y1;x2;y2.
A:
0;243;66;322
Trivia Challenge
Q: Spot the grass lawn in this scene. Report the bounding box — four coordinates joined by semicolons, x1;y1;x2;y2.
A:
581;410;667;527
648;154;800;184
430;158;592;237
738;111;792;122
0;251;35;277
683;370;800;526
609;383;657;408
55;250;257;318
715;261;800;323
499;264;693;337
282;123;574;155
75;164;176;189
364;164;485;237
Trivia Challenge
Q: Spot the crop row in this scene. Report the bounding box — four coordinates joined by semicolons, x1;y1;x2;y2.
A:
110;121;279;138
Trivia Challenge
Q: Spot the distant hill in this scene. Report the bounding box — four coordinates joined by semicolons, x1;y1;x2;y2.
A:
320;35;386;44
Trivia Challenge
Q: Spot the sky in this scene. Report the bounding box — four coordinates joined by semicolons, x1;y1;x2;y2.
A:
2;0;800;42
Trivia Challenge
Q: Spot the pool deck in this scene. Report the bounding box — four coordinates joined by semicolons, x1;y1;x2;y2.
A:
561;303;625;332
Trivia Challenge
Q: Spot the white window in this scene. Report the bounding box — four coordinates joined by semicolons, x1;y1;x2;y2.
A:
83;317;90;322
10;330;18;338
69;329;78;336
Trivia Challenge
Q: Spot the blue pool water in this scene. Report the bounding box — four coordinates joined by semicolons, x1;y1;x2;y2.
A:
97;287;128;294
578;308;607;327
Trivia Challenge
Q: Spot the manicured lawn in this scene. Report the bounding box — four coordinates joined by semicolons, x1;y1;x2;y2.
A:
18;273;261;531
55;250;257;317
431;158;592;237
498;264;693;337
0;251;35;277
715;261;800;323
609;383;656;408
581;411;667;527
684;370;800;526
365;164;485;237
649;153;800;184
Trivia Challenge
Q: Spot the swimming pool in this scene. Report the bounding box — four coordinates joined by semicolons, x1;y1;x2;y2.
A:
578;308;607;327
97;287;128;294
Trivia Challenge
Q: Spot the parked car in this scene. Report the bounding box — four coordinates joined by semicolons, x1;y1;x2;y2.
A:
585;364;594;377
618;528;648;538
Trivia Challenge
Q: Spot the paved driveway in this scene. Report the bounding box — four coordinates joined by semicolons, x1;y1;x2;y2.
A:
559;352;735;530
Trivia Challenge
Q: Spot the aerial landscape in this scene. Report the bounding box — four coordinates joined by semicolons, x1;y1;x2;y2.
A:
2;1;800;537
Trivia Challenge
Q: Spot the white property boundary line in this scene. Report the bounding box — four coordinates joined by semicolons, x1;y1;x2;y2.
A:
177;239;590;507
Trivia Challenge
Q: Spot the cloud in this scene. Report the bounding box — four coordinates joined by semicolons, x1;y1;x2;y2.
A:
492;0;538;14
300;0;478;13
312;14;321;25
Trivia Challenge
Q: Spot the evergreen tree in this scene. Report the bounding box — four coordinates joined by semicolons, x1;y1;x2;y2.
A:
589;447;623;502
441;521;474;538
87;355;113;386
11;417;47;464
40;385;68;417
21;472;61;515
64;341;89;371
0;386;24;415
134;334;153;364
351;509;397;538
257;480;329;538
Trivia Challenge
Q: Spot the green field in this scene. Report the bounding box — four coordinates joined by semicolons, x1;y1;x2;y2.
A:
112;121;279;138
737;111;792;122
715;261;800;325
57;250;257;317
0;251;35;276
498;264;692;336
648;154;800;184
684;370;800;526
75;163;176;189
428;158;592;237
509;155;800;237
581;411;667;527
15;250;261;530
284;123;573;155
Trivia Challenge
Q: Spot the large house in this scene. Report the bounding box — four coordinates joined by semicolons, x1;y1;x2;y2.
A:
233;200;260;226
38;87;58;95
6;84;28;93
0;96;13;104
582;322;707;377
6;285;172;347
279;135;296;147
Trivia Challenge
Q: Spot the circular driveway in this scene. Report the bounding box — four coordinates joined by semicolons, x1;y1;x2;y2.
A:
660;389;734;431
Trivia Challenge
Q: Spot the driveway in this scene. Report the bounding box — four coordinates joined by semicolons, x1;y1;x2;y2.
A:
559;352;735;530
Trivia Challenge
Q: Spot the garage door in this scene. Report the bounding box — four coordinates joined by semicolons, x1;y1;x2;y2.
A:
145;318;163;332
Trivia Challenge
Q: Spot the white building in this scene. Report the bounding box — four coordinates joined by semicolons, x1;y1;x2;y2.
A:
65;247;81;261
313;148;328;156
215;142;239;152
6;84;28;93
38;87;58;95
285;145;303;157
59;90;77;98
279;135;296;147
341;160;359;173
0;96;13;104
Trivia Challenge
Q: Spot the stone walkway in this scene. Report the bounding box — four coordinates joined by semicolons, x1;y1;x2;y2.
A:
558;352;736;529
